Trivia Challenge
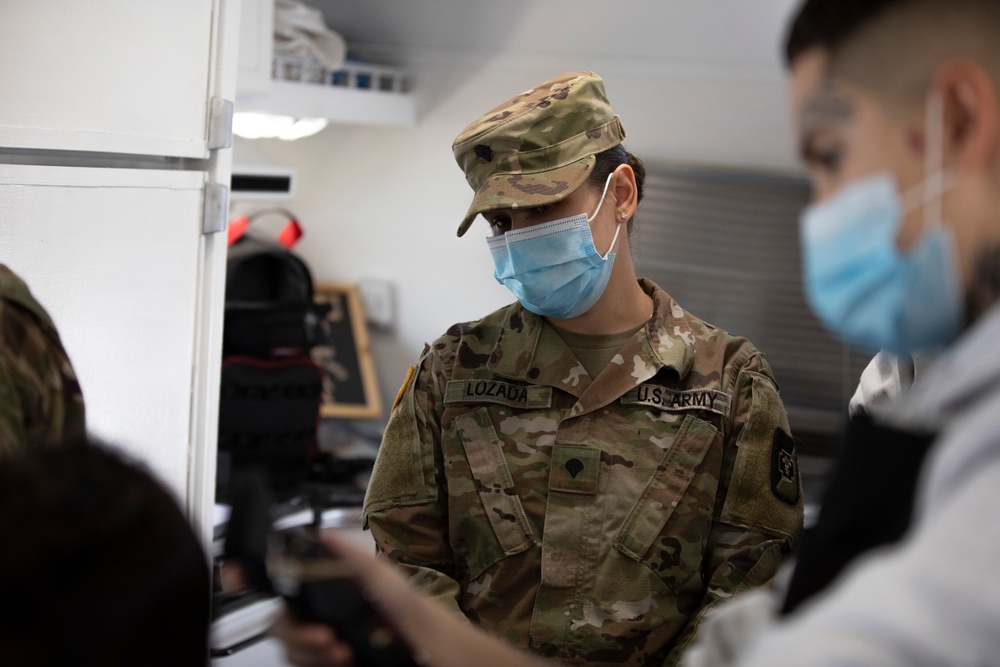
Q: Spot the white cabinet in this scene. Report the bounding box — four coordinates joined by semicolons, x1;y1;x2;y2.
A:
0;0;219;158
0;166;211;496
0;1;240;544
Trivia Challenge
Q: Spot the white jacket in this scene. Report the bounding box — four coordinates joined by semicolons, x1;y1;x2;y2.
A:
687;301;1000;667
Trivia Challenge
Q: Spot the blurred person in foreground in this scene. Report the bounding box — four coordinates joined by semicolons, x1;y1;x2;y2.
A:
688;1;1000;664
0;263;85;455
279;0;1000;665
0;442;210;666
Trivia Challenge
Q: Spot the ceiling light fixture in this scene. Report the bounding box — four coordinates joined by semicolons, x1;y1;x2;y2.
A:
232;112;329;141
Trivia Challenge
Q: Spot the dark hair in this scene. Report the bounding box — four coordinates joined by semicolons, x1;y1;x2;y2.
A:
0;442;210;666
587;144;646;232
784;0;1000;116
784;0;902;66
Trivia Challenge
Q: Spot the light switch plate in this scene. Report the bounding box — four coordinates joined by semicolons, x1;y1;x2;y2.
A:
358;278;395;329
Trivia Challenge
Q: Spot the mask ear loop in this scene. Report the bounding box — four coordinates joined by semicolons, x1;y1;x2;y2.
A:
925;92;945;229
589;172;623;260
900;93;956;222
588;172;615;221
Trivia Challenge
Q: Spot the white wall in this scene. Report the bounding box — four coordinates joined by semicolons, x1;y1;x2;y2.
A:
231;2;804;422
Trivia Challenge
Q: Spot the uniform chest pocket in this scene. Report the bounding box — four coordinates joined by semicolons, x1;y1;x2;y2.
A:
453;408;535;578
613;414;720;568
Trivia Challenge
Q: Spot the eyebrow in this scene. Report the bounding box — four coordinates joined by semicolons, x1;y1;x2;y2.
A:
800;82;854;128
797;83;855;161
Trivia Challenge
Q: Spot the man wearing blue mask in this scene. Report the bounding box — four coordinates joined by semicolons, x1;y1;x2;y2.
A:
685;1;1000;665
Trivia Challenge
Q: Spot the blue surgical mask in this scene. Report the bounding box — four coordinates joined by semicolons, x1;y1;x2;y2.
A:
487;174;621;319
799;97;963;355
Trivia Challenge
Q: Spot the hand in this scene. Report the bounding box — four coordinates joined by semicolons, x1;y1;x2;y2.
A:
270;608;356;667
315;531;549;667
273;530;549;667
216;558;251;595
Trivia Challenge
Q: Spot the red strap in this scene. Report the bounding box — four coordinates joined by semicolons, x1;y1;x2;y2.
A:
227;215;250;246
277;219;304;249
228;210;302;248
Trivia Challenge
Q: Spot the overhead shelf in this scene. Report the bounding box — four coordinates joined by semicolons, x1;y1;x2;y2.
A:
236;58;417;128
235;0;416;129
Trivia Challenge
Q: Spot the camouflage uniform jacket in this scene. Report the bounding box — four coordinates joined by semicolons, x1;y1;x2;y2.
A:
364;279;803;666
0;264;86;455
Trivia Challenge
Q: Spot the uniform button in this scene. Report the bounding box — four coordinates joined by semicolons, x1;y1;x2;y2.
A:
565;458;584;478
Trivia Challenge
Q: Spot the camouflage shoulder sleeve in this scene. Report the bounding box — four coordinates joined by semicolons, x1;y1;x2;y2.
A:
363;343;444;517
719;351;803;541
363;342;464;610
0;268;86;456
0;354;27;453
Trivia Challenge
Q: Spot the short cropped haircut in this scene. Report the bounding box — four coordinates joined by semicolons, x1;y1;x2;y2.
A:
784;0;901;66
0;443;210;666
784;0;1000;114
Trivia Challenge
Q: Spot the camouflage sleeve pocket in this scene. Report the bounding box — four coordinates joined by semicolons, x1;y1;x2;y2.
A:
719;371;803;543
363;361;438;519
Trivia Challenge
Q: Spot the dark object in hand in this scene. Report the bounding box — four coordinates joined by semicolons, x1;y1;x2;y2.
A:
224;469;419;667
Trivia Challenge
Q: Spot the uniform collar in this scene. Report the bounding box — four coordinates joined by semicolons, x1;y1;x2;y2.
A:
487;278;696;389
642;278;696;377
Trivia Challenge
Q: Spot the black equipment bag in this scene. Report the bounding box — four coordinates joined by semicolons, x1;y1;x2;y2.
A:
223;234;325;356
217;224;328;501
218;355;323;496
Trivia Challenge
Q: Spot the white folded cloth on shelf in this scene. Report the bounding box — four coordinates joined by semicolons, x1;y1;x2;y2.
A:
274;0;346;70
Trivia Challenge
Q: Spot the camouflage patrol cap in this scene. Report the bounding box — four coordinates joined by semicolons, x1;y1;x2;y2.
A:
452;71;627;237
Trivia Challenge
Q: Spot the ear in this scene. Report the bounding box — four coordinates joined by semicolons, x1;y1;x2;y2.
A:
934;60;1000;171
610;164;639;222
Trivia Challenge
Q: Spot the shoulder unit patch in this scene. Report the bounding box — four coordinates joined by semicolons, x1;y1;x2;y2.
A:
771;427;800;505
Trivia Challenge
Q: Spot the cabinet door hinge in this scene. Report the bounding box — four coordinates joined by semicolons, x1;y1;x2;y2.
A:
207;97;234;150
202;182;229;235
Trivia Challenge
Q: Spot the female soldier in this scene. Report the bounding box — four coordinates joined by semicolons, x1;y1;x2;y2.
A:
280;71;802;667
